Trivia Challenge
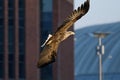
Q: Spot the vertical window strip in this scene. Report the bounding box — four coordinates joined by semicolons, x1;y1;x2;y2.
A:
40;0;53;80
4;0;9;79
0;0;4;79
18;0;25;79
8;0;15;79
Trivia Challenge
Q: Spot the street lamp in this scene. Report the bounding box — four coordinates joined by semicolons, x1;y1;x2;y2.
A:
93;32;110;80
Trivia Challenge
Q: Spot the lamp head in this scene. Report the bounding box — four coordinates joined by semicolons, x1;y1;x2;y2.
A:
93;32;110;38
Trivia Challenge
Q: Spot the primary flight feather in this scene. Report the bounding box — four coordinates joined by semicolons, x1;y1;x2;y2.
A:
37;0;90;68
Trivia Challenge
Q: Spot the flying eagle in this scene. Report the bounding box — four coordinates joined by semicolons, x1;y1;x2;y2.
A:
37;0;90;68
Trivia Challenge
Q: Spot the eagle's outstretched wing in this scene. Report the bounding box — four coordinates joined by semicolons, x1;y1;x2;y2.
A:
37;0;90;68
55;0;90;32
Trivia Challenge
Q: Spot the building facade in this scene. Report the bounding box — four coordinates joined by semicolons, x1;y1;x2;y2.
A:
0;0;74;80
74;22;120;80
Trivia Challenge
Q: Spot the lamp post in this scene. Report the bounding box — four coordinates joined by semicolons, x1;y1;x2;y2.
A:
93;32;110;80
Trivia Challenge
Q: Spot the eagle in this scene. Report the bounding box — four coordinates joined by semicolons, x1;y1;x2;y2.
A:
37;0;90;68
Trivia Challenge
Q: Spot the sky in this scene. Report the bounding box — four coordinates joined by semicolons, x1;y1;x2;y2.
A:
74;0;120;30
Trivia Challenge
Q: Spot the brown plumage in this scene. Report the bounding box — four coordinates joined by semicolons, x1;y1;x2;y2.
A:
37;0;90;68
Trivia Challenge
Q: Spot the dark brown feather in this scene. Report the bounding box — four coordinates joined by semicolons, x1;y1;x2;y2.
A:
37;0;90;68
56;0;90;32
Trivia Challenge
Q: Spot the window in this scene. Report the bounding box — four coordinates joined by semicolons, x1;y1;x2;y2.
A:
19;10;24;18
19;54;25;78
8;27;15;44
0;27;4;44
8;0;15;79
19;0;24;8
0;18;3;25
8;19;14;26
8;54;15;78
19;0;25;79
8;0;14;8
19;19;25;27
40;0;53;80
0;0;3;8
0;0;4;78
0;57;4;78
8;9;14;18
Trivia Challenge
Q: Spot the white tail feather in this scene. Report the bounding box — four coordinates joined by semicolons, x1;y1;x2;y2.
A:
41;34;52;47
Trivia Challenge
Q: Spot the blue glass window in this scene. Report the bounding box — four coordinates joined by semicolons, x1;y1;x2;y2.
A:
8;0;15;79
0;53;4;78
40;0;53;80
8;9;14;18
19;0;24;8
19;54;25;78
0;18;3;25
19;0;25;79
0;0;4;78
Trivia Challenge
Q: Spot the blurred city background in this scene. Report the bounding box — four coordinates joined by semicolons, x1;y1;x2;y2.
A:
0;0;120;80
